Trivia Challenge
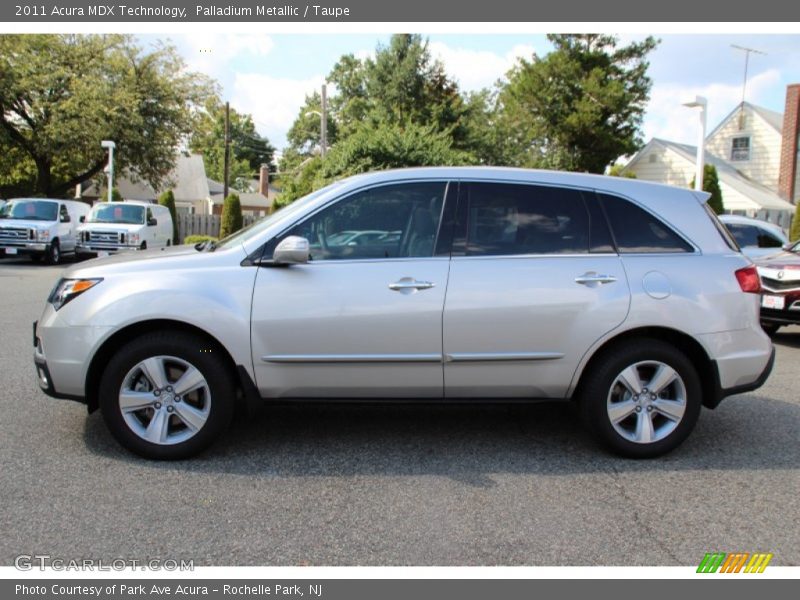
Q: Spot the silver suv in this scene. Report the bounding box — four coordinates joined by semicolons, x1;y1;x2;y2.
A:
33;168;774;459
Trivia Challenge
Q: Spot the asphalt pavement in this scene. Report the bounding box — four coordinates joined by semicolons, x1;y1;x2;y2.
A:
1;257;798;566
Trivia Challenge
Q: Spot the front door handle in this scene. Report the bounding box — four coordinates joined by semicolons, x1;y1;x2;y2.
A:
575;272;618;285
389;277;435;294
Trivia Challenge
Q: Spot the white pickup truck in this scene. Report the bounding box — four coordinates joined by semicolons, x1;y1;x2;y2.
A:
0;198;90;264
76;201;174;257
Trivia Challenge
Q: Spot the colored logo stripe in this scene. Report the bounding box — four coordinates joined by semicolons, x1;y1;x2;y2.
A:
697;552;773;573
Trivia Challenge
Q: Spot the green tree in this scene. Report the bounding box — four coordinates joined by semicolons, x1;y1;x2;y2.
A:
608;163;637;178
790;203;800;242
0;34;214;198
158;189;179;244
690;164;724;214
498;34;658;173
98;186;123;202
279;34;493;204
190;99;275;190
219;192;243;238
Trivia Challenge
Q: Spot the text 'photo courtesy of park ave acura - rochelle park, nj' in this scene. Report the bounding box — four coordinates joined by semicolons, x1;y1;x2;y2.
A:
1;25;799;581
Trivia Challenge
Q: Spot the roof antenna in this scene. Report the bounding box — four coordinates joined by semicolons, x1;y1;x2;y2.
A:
731;44;767;130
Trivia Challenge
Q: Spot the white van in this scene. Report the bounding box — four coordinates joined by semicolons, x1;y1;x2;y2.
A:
0;198;90;264
76;201;174;257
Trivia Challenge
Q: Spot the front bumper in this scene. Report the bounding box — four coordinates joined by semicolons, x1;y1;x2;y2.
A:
76;244;138;256
33;311;113;405
1;242;48;254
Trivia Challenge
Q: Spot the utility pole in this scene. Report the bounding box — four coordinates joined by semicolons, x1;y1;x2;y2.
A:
223;101;231;199
321;84;328;157
731;45;766;129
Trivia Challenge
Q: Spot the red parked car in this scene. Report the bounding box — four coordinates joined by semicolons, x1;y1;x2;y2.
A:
756;240;800;334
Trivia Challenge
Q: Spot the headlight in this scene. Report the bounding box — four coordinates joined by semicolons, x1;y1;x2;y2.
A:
36;229;50;241
128;233;140;245
48;278;103;311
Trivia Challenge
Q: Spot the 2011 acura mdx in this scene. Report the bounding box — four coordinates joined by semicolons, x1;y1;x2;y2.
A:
33;168;774;459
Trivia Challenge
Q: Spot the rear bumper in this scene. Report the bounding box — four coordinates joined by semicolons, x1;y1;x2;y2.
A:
707;345;775;409
760;307;800;326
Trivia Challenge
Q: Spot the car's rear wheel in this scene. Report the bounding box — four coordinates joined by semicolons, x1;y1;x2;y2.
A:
579;339;701;458
99;332;234;459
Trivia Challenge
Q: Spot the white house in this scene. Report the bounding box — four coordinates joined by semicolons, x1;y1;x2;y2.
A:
624;84;800;225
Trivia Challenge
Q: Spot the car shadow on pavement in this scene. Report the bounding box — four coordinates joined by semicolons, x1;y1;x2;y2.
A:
82;392;800;483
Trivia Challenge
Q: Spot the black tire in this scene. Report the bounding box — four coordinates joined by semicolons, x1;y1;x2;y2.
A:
761;323;780;336
45;240;60;265
578;339;702;458
99;331;235;459
140;241;147;250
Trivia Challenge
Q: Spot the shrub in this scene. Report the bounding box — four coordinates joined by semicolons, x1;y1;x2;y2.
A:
791;202;800;242
690;164;724;214
220;192;243;238
158;189;179;244
183;234;218;246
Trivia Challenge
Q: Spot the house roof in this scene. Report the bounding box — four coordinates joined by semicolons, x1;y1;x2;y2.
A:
82;154;210;203
626;138;794;212
706;101;783;141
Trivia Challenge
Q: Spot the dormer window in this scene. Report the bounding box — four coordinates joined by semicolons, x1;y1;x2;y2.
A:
731;136;751;161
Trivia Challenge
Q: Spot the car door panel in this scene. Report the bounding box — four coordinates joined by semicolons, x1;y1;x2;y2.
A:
250;181;453;398
442;182;631;398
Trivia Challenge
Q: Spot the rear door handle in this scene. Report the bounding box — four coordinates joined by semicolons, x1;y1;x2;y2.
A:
575;273;618;285
389;277;435;293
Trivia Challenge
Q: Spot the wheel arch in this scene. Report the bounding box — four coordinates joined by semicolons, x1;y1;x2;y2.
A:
85;319;246;413
571;326;718;409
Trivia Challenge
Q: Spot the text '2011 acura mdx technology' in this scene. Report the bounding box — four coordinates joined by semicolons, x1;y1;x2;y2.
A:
33;168;774;459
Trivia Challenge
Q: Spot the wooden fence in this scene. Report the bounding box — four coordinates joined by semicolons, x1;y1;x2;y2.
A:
177;214;260;243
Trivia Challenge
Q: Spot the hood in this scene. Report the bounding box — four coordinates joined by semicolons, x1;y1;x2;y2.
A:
0;218;54;229
755;251;800;270
78;222;143;233
63;242;247;278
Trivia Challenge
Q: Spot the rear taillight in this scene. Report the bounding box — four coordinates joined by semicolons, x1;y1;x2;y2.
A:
735;265;761;294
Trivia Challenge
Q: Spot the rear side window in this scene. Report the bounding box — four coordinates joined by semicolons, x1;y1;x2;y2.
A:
599;193;693;254
465;183;591;256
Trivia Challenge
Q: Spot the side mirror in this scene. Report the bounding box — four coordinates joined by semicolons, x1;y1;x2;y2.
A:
148;218;157;226
272;236;310;265
79;216;85;223
782;242;794;251
60;214;71;223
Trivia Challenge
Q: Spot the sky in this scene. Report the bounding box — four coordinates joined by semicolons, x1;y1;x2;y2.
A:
139;33;800;157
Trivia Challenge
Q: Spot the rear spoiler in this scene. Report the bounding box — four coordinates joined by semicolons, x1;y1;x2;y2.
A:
692;191;712;204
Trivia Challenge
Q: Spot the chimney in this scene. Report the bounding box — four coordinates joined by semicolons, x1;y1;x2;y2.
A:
778;84;800;203
259;164;269;197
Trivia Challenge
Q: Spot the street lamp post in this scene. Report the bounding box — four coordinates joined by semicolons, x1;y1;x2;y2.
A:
100;140;116;202
305;84;328;157
682;96;707;191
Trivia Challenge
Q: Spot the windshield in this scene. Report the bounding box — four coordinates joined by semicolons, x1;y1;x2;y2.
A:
0;200;58;221
212;180;346;251
87;203;145;225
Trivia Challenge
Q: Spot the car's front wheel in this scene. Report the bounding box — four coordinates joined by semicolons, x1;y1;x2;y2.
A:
99;332;235;459
579;339;701;458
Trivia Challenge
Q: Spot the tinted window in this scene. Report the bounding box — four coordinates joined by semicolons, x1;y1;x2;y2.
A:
281;182;446;261
465;183;590;256
0;200;58;221
599;193;693;253
59;205;69;221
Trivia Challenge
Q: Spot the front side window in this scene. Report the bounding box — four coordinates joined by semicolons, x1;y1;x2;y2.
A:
731;136;751;161
599;193;693;254
464;183;591;256
59;205;70;222
280;182;447;261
